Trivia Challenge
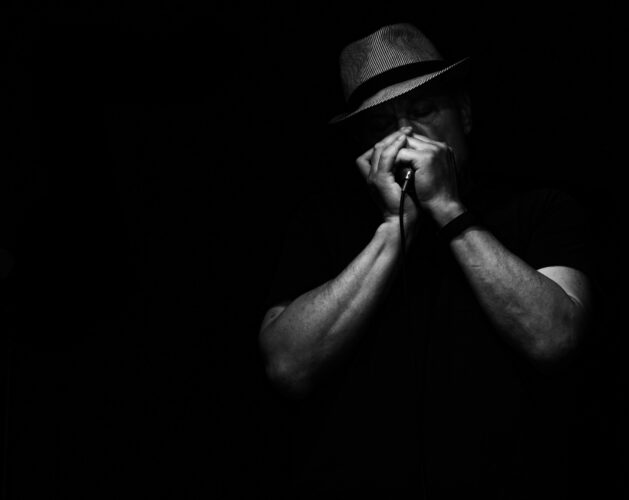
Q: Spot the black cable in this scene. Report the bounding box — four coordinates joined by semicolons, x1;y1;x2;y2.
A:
398;171;429;499
399;188;411;324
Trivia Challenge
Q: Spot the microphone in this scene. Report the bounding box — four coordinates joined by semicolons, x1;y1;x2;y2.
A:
399;167;413;193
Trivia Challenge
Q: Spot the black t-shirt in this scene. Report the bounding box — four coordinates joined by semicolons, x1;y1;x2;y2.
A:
265;179;594;499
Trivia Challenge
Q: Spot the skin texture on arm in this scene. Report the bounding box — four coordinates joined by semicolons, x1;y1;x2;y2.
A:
259;218;409;399
447;223;592;364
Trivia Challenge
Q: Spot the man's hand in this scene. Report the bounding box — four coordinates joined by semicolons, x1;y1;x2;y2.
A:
357;129;465;229
356;127;419;227
397;133;464;226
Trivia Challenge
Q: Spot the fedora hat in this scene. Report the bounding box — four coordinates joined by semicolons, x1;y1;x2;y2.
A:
330;23;470;124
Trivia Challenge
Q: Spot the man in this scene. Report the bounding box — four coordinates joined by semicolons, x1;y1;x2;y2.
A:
258;23;593;498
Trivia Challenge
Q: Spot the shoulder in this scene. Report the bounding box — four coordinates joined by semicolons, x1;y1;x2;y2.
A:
468;177;591;230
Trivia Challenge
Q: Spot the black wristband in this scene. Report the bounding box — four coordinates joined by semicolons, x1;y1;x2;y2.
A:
438;211;479;243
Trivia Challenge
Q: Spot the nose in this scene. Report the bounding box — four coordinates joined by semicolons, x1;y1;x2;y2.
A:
397;116;412;130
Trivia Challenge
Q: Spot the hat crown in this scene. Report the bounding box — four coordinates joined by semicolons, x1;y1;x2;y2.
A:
339;23;444;102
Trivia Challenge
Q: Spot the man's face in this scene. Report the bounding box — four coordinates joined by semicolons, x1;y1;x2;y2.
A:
354;85;472;172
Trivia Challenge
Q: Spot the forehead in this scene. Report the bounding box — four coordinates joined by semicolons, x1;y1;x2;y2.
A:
399;83;449;102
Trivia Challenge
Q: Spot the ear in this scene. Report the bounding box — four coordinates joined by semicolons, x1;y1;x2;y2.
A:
456;90;472;135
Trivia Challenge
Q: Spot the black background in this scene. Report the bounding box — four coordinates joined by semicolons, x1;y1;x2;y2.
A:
3;2;625;498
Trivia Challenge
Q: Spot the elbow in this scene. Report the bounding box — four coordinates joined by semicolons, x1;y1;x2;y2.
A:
264;357;313;401
529;337;572;366
530;290;591;369
526;295;590;367
259;331;313;401
527;320;582;370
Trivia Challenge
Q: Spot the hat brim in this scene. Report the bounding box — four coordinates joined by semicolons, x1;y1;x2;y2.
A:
329;56;471;125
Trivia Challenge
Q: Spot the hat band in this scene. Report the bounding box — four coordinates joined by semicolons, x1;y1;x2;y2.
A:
346;60;450;112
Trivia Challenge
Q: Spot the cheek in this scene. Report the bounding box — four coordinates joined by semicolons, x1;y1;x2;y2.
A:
432;112;464;144
409;119;447;142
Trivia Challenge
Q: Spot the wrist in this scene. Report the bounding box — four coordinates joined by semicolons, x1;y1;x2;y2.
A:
379;218;402;240
437;210;481;244
428;200;466;227
379;214;416;250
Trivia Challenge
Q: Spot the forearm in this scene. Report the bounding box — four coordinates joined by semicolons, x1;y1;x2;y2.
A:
260;219;409;397
450;225;584;362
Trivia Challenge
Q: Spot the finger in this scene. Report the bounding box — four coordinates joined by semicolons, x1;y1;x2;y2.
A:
397;146;456;176
395;147;428;168
405;135;439;152
410;133;443;147
372;127;412;171
407;135;454;166
373;127;413;158
356;149;373;179
378;133;408;175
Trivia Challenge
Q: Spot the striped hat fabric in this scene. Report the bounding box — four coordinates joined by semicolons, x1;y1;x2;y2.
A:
330;23;470;124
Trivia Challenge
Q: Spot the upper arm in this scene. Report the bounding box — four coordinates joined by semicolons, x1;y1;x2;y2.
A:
524;188;594;305
537;265;592;313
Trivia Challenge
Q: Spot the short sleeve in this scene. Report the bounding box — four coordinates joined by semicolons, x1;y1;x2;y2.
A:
524;189;594;276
